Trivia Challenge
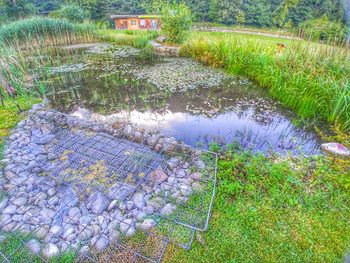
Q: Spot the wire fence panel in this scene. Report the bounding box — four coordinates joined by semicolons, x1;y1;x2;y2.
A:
0;110;217;263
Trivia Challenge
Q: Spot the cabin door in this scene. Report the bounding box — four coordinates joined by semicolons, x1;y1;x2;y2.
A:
121;20;128;29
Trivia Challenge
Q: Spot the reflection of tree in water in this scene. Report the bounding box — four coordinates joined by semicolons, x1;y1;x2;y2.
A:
45;69;171;114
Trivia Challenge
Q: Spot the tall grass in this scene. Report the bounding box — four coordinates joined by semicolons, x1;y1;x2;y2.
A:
181;32;350;131
0;17;96;49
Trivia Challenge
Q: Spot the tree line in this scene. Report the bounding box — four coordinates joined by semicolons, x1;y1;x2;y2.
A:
0;0;348;40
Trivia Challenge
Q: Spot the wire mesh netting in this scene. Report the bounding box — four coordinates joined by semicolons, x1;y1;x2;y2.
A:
0;121;217;263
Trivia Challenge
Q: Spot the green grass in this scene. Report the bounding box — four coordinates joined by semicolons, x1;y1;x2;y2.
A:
0;96;41;156
181;31;350;131
96;29;158;48
0;232;78;262
165;151;350;262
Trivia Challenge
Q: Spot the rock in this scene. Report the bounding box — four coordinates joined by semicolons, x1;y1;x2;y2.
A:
108;183;134;201
47;188;56;196
3;205;17;214
176;169;186;178
12;215;23;222
149;169;168;184
192;182;204;193
40;208;56;219
42;243;60;258
61;225;75;240
95;236;109;251
167;176;176;185
180;185;192;196
167;157;180;170
13;196;27;206
132;192;144;209
0;198;8;210
108;229;120;242
80;215;94;225
108;200;118;211
68;207;81;218
79;245;90;254
88;192;109;214
26;239;41;254
140;219;156;231
120;219;133;234
35;226;49;239
142;206;155;215
50;225;62;236
160;203;176;216
146;197;165;210
162;137;177;153
126;201;134;210
190;172;202;181
156;36;167;43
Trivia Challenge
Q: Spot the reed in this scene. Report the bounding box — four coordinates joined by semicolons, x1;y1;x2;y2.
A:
0;17;96;49
181;32;350;131
0;17;97;103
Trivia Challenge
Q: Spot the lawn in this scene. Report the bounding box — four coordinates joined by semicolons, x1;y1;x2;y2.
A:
165;151;350;262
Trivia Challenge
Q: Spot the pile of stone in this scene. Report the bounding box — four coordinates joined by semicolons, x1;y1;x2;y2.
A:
0;103;210;259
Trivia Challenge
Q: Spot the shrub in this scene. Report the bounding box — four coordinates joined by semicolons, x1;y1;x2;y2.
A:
160;1;192;44
50;4;87;23
300;16;346;43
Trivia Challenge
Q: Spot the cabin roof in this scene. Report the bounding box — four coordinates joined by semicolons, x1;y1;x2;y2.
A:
110;14;160;19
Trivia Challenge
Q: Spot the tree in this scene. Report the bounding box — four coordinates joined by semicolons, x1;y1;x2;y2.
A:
216;0;242;24
50;4;87;23
242;0;272;27
160;1;192;44
235;9;245;27
272;0;299;27
2;0;34;19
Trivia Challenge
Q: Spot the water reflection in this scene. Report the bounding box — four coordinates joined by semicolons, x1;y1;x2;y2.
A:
41;46;322;154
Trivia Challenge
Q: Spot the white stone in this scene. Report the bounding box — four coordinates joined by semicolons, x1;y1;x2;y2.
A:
26;239;41;254
42;243;60;258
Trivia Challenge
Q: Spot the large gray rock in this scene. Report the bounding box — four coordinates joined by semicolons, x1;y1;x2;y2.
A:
108;183;134;201
3;205;17;214
88;192;109;214
149;169;168;184
131;192;144;209
95;236;109;251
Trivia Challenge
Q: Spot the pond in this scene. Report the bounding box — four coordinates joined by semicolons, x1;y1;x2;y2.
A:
36;43;322;154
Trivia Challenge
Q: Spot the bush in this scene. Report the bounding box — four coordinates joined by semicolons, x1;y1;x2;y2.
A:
160;1;192;44
300;16;346;43
50;4;87;23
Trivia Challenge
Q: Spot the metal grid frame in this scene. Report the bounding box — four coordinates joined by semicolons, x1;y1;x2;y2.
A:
0;124;217;263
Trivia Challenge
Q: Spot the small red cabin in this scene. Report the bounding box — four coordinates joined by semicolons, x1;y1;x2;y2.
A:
111;15;161;30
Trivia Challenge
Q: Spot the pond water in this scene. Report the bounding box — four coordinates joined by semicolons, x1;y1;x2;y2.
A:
37;44;322;154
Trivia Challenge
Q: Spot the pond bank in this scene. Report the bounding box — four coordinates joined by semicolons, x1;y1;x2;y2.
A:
38;43;323;154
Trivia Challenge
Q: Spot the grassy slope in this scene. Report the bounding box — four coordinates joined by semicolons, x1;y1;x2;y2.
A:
165;152;350;263
181;31;350;131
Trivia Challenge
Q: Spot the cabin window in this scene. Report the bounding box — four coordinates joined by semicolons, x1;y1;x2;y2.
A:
131;20;137;26
140;19;146;26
